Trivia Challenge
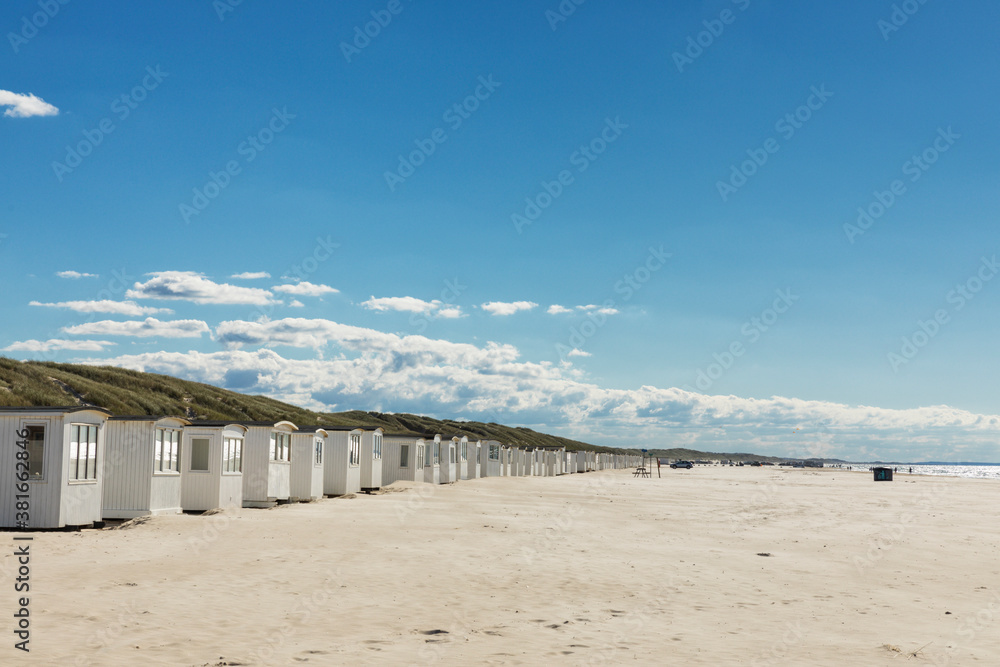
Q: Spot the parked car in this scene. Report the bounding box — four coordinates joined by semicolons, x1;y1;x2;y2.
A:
670;461;693;469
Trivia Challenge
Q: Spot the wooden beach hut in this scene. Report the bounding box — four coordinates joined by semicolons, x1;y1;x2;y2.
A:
290;427;326;502
179;422;247;512
360;427;384;492
457;436;470;480
102;416;191;519
382;434;426;485
420;434;440;484
481;440;501;477
507;447;520;477
235;421;298;508
324;427;363;496
545;449;561;476
466;440;481;480
0;406;112;529
439;435;459;483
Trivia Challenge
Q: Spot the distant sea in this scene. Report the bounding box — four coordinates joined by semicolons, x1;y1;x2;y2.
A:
831;463;1000;480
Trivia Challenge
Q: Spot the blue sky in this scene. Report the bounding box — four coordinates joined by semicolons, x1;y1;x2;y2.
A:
3;0;999;461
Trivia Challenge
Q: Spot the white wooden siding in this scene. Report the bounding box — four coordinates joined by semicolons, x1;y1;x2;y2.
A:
180;425;245;512
103;417;186;519
360;429;383;491
242;423;295;507
324;430;362;496
290;431;325;502
382;436;424;485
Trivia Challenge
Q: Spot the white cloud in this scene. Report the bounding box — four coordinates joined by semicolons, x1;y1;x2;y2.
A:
88;332;1000;462
362;296;439;314
0;90;58;118
30;300;173;316
3;339;115;352
63;318;210;338
56;271;98;279
231;272;271;280
126;271;278;305
566;349;592;358
481;301;538;316
437;307;463;319
576;304;619;315
272;281;339;297
289;300;305;308
547;305;572;315
361;296;464;319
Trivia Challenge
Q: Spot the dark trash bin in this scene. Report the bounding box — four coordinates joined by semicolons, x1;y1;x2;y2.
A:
873;467;893;481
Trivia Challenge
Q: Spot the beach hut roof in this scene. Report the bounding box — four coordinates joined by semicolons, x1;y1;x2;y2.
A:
189;419;298;429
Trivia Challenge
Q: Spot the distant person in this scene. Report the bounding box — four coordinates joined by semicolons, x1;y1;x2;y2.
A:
909;467;913;474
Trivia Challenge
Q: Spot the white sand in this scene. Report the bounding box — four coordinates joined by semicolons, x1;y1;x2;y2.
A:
3;467;999;666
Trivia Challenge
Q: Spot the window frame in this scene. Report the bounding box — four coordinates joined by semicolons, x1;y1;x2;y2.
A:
400;443;409;468
68;423;99;483
314;438;323;466
154;427;181;475
189;437;211;473
222;437;242;474
349;433;361;467
270;432;291;462
21;422;46;482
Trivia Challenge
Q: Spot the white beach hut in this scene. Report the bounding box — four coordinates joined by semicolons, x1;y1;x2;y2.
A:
382;434;426;485
103;416;191;519
179;422;247;512
457;435;470;480
360;428;384;493
323;426;362;496
324;427;363;496
481;440;501;477
236;421;298;508
544;449;560;477
439;435;460;483
420;434;440;484
507;447;520;477
466;440;481;480
1;406;112;529
290;427;326;502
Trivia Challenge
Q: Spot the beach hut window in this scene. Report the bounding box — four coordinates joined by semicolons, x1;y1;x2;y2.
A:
314;439;323;466
69;424;99;481
154;428;181;473
374;434;382;460
270;432;291;462
190;438;210;472
400;444;409;468
349;434;361;466
422;444;430;467
461;443;467;461
450;446;456;464
24;424;45;480
433;442;440;465
223;437;242;473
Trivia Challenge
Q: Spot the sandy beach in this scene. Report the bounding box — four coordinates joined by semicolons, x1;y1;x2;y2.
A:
4;466;999;666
